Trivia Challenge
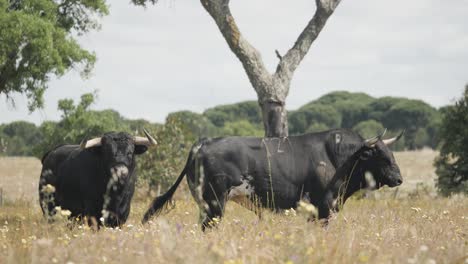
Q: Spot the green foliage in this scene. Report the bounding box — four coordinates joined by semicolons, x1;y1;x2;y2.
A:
305;123;329;133
289;91;440;149
367;97;403;121
352;120;384;139
137;115;195;192
413;128;429;149
204;101;262;127
381;100;437;149
167;111;218;138
435;85;468;196
130;0;158;7
289;104;341;134
0;121;40;156
303;91;373;128
222;120;263;137
32;93;129;158
0;0;108;110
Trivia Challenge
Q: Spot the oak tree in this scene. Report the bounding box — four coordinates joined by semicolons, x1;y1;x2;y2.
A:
133;0;342;137
0;0;108;110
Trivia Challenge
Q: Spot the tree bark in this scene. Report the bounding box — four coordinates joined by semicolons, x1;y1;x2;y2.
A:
201;0;341;137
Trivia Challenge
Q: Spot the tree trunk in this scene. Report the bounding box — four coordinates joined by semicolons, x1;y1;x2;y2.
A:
261;100;288;138
201;0;342;138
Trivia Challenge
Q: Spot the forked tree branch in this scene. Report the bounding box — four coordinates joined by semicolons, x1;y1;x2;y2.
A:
201;0;272;99
201;0;342;102
274;0;342;84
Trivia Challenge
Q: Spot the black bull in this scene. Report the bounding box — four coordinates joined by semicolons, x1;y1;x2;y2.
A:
39;131;157;227
143;129;403;230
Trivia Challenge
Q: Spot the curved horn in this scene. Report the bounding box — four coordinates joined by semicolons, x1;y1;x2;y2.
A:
134;128;158;147
383;130;405;146
80;137;102;149
365;128;387;147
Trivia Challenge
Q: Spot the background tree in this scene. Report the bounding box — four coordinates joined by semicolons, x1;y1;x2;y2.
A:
380;100;437;149
32;92;129;157
0;0;108;110
288;104;341;134
221;120;263;137
435;85;468;196
168;111;219;138
352;120;384;139
0;121;40;156
204;101;262;128
136;116;195;194
1;90;442;157
133;0;342;137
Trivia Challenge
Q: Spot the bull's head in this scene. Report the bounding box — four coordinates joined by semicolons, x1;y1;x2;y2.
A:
80;129;157;181
359;130;404;188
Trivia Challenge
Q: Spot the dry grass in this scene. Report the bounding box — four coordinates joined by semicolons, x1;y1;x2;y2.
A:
0;150;467;264
393;149;439;195
0;157;41;203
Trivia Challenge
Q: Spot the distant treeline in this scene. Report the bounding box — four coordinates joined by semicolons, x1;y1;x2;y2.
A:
169;91;442;151
0;91;443;158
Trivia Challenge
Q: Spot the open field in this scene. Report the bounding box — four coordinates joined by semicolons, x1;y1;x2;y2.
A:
0;150;467;263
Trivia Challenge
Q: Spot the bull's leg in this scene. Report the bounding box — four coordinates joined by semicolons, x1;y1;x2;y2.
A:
38;175;57;222
317;195;335;227
188;173;227;231
200;183;227;232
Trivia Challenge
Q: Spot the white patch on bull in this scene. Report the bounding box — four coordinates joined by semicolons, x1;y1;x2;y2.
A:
195;161;210;225
335;133;342;144
228;178;255;200
39;169;56;219
316;161;328;178
365;171;376;189
228;175;258;213
196;163;207;209
101;165;128;224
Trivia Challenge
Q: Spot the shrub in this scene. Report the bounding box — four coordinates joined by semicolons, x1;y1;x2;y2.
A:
435;85;468;196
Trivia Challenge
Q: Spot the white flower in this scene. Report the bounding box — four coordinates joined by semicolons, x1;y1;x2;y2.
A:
60;210;72;217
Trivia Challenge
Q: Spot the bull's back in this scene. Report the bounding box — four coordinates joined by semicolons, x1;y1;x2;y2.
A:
40;145;80;189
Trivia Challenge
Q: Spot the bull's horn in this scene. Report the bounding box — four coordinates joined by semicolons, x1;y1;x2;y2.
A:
144;128;158;145
365;128;387;146
383;130;405;146
134;128;158;147
80;137;102;149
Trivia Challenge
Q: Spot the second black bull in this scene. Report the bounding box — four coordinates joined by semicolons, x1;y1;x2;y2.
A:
39;130;157;227
143;129;403;230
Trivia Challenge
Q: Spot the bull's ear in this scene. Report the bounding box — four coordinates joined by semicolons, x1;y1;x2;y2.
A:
135;145;148;155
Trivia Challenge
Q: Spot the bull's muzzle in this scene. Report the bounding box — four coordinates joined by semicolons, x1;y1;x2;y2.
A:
387;174;403;187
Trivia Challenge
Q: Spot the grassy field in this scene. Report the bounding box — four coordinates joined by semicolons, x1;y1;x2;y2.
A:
0;150;467;263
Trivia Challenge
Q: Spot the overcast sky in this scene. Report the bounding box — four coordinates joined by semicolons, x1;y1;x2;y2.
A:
1;0;467;125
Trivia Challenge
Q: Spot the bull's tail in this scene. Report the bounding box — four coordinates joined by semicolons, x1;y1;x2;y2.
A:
141;141;203;224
